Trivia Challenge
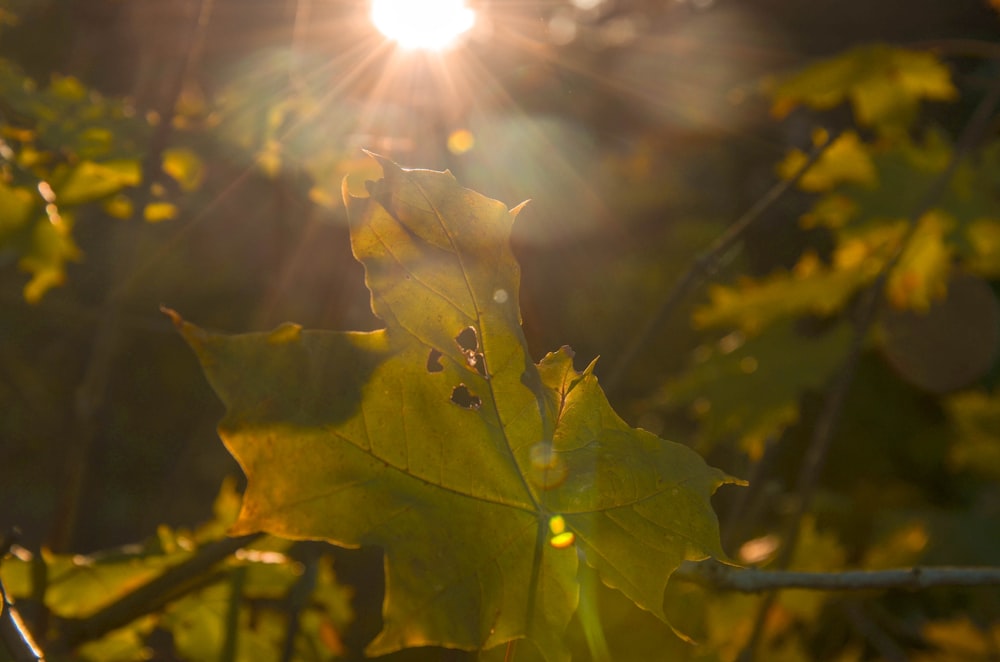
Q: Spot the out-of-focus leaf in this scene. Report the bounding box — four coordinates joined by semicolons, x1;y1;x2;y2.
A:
771;44;956;132
944;389;1000;480
172;158;739;660
76;617;156;662
0;180;35;236
0;480;353;661
143;201;178;222
53;159;141;206
886;211;952;311
102;193;134;219
660;320;852;456
862;519;929;570
915;618;1000;662
19;216;81;303
777;130;877;192
1;545;193;618
694;248;880;333
162;147;205;192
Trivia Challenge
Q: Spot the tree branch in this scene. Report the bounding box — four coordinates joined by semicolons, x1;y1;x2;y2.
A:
675;561;1000;593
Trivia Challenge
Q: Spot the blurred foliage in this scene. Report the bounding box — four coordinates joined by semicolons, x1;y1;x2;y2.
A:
1;479;353;661
0;0;999;660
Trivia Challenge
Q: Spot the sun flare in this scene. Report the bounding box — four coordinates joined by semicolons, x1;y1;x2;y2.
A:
370;0;476;51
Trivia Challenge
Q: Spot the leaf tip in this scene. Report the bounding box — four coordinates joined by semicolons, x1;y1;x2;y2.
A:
510;199;531;217
160;304;182;327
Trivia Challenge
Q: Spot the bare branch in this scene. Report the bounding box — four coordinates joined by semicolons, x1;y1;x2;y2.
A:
675;561;1000;593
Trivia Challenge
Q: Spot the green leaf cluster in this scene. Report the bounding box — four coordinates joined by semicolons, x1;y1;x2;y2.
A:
0;57;204;301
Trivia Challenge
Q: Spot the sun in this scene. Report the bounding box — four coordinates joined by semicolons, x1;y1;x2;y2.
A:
370;0;476;51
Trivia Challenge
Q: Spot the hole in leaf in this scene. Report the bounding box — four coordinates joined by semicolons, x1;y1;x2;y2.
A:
471;353;487;378
450;384;481;410
455;326;478;352
426;349;444;373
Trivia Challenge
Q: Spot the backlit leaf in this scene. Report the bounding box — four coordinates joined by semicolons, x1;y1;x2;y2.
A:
172;157;738;659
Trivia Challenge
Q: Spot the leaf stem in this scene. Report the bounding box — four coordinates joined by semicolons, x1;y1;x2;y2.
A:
524;517;548;639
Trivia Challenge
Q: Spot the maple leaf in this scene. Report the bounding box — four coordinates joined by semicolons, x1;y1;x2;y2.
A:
168;157;738;659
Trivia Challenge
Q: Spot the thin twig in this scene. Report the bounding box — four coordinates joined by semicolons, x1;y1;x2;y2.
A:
674;560;1000;592
220;565;247;662
1;579;44;662
604;130;839;393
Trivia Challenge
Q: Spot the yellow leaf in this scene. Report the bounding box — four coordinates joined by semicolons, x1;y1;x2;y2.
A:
144;202;178;222
778;131;877;192
102;194;134;219
162;147;205;192
887;211;953;311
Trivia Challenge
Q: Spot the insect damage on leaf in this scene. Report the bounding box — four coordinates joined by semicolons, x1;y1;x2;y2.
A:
171;155;742;662
455;325;488;378
450;383;482;410
426;348;444;373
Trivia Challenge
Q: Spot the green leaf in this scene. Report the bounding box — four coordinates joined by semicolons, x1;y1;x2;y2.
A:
945;389;1000;480
659;320;852;456
0;180;35;237
171;157;739;659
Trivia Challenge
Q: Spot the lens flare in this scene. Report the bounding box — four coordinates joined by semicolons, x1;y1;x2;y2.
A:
371;0;476;51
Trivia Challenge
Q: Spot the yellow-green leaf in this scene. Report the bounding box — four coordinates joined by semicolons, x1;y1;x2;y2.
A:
771;44;956;132
777;130;877;192
694;248;881;333
171;158;738;660
19;216;82;303
54;159;141;206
